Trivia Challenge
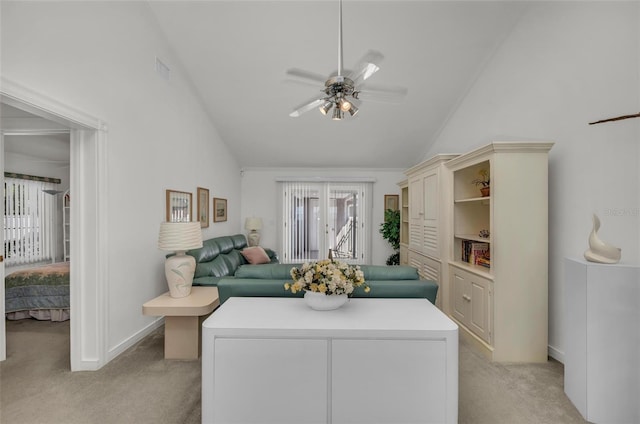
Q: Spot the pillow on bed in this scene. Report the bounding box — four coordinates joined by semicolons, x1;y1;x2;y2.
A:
241;246;271;265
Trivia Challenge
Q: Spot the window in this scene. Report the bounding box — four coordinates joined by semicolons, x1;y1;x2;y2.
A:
279;181;372;264
4;177;57;266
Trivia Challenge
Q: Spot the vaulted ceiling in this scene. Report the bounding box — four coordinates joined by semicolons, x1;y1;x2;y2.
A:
147;1;528;169
2;1;530;170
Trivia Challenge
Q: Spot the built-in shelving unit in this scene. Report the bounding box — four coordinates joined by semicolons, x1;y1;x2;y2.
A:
452;159;491;273
445;142;553;362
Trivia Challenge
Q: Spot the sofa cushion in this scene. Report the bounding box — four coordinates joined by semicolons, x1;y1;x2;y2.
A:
230;234;248;250
234;263;303;280
351;280;436;302
217;278;438;305
360;265;419;280
192;276;226;286
195;255;233;279
241;246;271;265
214;236;236;254
188;239;221;263
217;278;304;304
223;250;246;271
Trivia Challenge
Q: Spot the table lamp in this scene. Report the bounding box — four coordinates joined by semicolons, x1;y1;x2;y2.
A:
244;217;263;246
158;221;203;298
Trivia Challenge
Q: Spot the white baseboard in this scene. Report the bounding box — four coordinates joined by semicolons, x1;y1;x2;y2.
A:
107;318;164;362
548;344;564;364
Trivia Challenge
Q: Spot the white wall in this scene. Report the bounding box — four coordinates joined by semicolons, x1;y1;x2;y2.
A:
422;2;640;361
240;168;405;266
1;2;241;361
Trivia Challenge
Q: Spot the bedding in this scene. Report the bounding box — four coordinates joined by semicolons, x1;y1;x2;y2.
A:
5;262;70;321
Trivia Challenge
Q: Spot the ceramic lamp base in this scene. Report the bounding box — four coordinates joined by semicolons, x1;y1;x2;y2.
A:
248;231;260;247
164;252;196;298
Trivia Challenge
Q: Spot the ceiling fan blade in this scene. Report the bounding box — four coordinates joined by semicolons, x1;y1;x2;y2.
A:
283;78;324;90
286;68;328;85
289;97;325;118
359;83;408;96
347;50;384;85
354;88;407;104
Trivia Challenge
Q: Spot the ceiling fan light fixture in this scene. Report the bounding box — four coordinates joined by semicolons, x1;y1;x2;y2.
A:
319;100;333;115
339;98;352;112
286;0;406;119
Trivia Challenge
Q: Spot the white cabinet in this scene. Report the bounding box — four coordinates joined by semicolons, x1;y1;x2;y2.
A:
564;258;640;424
404;154;457;312
446;142;553;362
407;156;456;258
202;297;459;424
409;249;442;308
332;339;449;424
212;338;328;424
450;265;492;345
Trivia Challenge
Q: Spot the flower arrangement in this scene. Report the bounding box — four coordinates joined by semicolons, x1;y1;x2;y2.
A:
284;259;369;296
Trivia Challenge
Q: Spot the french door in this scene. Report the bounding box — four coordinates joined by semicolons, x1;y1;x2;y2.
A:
280;182;371;264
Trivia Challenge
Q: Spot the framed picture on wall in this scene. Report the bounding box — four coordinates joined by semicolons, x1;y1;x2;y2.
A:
213;197;227;222
384;194;399;213
166;189;192;222
197;187;210;228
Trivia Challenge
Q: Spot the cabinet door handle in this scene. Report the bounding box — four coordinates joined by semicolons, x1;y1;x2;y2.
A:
463;294;471;302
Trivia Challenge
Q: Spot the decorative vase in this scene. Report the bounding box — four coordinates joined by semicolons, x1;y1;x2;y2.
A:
480;186;490;197
304;291;348;311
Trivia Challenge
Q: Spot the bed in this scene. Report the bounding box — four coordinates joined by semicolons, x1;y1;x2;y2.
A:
5;262;70;321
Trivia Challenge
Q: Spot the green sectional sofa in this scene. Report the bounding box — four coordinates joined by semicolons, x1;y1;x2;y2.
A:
186;234;278;286
187;234;438;305
217;263;438;305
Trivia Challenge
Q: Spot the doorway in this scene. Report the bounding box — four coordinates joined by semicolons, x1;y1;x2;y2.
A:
3;106;71;363
279;181;372;264
1;79;107;370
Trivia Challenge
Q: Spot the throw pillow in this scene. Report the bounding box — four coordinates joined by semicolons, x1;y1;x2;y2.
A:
241;246;271;265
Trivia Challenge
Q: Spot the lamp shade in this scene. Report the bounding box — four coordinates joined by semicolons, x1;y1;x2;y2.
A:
244;217;263;231
158;221;203;252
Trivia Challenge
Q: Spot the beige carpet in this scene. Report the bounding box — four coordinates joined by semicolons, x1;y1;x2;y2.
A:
0;319;586;424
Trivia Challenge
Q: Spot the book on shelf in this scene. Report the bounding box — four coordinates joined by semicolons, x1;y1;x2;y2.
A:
461;240;490;267
476;256;491;268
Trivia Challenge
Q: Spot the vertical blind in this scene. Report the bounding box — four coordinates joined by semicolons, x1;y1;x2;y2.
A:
280;181;370;264
281;182;321;263
4;177;57;266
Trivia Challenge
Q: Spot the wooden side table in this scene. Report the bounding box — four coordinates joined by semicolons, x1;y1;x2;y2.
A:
143;286;220;359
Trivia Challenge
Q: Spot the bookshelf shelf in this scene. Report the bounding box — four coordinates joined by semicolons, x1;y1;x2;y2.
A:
454;234;491;243
454;196;490;204
450;260;493;280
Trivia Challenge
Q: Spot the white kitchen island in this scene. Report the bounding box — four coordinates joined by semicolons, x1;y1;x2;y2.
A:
202;297;458;424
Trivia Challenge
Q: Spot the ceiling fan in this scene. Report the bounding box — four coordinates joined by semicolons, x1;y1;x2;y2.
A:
287;0;407;120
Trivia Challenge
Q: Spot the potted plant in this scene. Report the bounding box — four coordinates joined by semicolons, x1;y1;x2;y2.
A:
379;209;401;265
472;169;490;197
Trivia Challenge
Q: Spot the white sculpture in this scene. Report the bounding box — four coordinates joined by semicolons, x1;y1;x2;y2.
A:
584;214;621;264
